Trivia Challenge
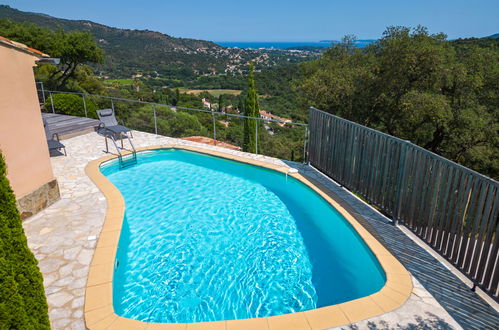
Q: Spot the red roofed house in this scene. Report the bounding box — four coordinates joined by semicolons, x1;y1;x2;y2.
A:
259;109;292;127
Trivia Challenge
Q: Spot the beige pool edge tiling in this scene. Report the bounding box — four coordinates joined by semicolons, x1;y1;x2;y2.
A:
84;145;413;330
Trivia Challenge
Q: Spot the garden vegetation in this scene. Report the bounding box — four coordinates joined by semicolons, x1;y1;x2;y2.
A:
299;26;499;178
0;152;50;329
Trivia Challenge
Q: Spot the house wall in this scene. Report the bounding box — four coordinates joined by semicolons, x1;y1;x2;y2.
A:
0;44;58;218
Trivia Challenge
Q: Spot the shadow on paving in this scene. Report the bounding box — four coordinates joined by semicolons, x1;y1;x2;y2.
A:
294;163;499;330
342;312;455;329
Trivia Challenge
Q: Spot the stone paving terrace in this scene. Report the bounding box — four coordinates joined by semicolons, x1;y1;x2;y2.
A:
22;129;497;329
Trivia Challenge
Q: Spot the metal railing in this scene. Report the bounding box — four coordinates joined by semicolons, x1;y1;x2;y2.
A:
37;88;309;162
308;107;499;300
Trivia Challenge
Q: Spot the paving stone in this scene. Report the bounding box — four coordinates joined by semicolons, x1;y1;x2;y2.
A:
49;308;72;320
70;319;86;330
54;276;74;287
47;291;73;308
413;286;433;298
43;272;59;287
60;265;76;278
39;227;54;235
72;309;83;319
72;288;85;297
68;277;87;290
63;247;81;260
39;258;65;273
72;266;88;279
45;286;63;295
52;318;71;329
71;296;84;309
76;249;93;265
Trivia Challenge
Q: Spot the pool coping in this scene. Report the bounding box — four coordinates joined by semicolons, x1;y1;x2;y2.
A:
84;144;413;330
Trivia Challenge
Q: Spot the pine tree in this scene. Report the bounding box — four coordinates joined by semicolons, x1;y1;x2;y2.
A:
243;62;259;153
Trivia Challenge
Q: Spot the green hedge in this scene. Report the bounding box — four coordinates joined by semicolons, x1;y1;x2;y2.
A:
45;93;99;119
0;152;50;329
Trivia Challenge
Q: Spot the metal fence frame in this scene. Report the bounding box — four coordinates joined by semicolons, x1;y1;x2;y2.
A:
37;88;309;162
308;107;499;300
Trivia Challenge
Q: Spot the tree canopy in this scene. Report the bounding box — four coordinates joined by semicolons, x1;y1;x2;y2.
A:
300;26;499;179
0;19;104;91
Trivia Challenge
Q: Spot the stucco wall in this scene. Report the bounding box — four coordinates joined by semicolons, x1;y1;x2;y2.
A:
0;44;55;198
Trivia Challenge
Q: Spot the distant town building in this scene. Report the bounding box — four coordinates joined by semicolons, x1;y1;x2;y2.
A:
259;110;291;127
259;110;273;121
225;105;239;114
218;120;230;127
201;98;212;109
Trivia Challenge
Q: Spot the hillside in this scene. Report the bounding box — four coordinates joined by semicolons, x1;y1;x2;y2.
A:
450;35;499;49
0;5;319;79
320;39;377;48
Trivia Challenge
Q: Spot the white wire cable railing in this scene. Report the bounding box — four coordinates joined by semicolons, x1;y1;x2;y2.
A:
36;86;309;163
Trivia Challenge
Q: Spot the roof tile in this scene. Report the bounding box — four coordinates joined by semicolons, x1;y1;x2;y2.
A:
0;35;49;57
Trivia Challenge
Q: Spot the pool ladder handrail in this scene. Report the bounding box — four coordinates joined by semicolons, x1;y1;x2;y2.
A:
103;131;137;168
286;167;298;180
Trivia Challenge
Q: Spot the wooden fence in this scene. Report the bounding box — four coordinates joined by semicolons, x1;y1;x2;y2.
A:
308;107;499;300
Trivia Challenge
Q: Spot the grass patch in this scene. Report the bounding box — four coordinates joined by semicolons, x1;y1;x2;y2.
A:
179;89;242;97
104;79;134;85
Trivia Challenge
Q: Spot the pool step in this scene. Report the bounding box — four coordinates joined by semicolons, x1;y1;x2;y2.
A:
119;152;137;168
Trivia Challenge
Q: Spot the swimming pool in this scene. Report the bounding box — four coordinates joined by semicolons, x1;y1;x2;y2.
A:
98;148;387;323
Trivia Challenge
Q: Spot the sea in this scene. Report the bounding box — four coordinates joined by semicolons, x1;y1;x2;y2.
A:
215;40;375;50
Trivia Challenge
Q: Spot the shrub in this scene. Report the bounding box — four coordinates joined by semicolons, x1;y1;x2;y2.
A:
0;152;50;329
45;93;99;119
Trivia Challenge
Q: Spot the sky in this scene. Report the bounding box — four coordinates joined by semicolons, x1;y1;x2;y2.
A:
3;0;499;41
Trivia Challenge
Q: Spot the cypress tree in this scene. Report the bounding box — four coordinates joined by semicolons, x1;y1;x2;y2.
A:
0;152;50;329
218;94;223;111
243;62;259;153
237;95;244;113
173;88;180;106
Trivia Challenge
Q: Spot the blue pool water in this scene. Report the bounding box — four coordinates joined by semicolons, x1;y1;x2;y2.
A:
100;149;385;323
